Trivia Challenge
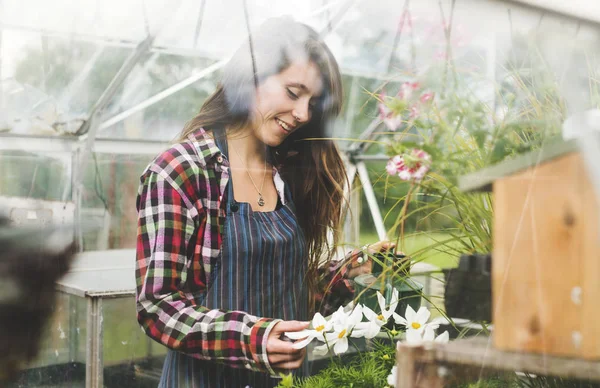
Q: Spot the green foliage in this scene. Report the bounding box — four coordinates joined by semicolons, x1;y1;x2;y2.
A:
376;60;564;260
279;341;396;388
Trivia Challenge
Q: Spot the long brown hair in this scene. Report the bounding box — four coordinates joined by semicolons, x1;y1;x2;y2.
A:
177;17;347;309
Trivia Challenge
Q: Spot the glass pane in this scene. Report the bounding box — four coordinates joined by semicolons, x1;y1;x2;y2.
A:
102;297;167;387
78;152;155;250
0;149;70;201
10;293;87;387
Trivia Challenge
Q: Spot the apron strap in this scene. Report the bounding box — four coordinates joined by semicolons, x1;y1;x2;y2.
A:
214;135;237;205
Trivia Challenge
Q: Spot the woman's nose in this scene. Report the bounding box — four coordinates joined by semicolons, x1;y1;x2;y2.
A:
292;101;311;123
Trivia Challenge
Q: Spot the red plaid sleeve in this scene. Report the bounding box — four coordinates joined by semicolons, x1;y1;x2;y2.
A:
135;169;279;374
315;250;357;316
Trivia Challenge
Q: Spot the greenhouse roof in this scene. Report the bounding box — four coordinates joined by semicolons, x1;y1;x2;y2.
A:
2;0;600;144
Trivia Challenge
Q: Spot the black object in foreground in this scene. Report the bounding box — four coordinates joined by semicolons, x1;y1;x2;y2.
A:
443;253;492;322
0;216;76;383
370;251;408;275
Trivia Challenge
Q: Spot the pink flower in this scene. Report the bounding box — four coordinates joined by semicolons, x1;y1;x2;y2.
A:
378;97;402;131
411;149;431;161
386;155;404;176
398;170;412;181
387;149;432;182
419;92;434;104
407;149;431;182
409;105;420;119
398;82;420;100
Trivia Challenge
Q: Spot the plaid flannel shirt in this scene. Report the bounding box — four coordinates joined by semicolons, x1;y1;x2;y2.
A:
135;128;355;375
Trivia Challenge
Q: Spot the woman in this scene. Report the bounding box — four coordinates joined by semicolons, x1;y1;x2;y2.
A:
135;17;393;387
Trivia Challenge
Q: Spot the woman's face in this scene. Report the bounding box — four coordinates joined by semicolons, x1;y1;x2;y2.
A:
250;60;324;147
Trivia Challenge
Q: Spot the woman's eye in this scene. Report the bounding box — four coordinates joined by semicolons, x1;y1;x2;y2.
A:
286;88;299;100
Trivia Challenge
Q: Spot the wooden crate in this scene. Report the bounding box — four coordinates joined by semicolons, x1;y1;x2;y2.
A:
492;152;600;359
459;138;600;360
395;337;600;387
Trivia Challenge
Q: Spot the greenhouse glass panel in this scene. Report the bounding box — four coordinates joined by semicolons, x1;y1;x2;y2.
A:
2;0;600;387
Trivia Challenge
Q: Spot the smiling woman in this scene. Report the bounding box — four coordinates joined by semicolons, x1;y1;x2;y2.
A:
135;16;394;388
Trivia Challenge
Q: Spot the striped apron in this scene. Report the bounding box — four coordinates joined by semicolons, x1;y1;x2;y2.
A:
159;139;309;387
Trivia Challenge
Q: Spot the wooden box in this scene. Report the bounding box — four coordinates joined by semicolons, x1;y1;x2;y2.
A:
459;140;600;359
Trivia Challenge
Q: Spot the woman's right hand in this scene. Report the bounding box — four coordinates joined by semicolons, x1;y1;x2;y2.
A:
266;320;309;370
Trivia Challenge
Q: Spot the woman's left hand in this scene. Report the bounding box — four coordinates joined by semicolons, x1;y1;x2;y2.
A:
346;240;397;279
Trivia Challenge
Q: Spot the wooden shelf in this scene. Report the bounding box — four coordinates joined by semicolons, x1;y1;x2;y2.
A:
395;337;600;387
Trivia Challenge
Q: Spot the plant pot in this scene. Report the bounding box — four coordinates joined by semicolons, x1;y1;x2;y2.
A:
443;253;491;322
354;273;423;329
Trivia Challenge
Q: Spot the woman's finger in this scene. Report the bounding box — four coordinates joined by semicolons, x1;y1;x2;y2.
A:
271;320;309;335
268;346;306;366
270;350;307;369
267;337;307;355
272;358;306;370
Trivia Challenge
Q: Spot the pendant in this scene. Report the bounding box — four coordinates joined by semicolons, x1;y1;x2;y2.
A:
258;195;265;207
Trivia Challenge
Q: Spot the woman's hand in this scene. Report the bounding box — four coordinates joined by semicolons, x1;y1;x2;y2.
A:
266;320;309;370
347;240;397;279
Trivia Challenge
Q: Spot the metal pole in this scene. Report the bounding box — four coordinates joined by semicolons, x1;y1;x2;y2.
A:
68;295;80;363
499;0;600;29
343;163;359;245
343;76;359;138
66;35;154;209
75;35;154;137
193;0;206;48
98;59;227;131
86;296;104;388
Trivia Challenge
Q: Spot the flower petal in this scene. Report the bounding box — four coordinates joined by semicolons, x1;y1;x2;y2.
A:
284;330;312;340
435;331;450;343
348;305;364;326
376;291;387;313
324;332;340;343
423;325;435;342
404;305;417;322
387;366;397;387
362;305;378;321
291;336;314;350
313;343;330;356
353;321;380;339
312;312;327;328
405;329;423;344
393;312;407;326
389;288;399;312
415;306;431;324
333;338;349;355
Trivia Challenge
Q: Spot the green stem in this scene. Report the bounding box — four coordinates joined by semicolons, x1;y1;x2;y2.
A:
395;182;416;254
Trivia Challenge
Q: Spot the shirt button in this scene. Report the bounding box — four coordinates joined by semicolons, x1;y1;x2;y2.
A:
230;203;239;212
216;155;224;163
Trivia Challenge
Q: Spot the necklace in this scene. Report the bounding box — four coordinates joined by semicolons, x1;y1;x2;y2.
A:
231;146;267;207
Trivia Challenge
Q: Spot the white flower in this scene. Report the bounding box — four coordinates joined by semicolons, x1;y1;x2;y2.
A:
331;305;350;325
393;305;434;334
284;312;332;350
387;365;397;387
314;305;363;355
405;328;425;344
354;289;399;339
405;325;449;344
423;325;449;343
